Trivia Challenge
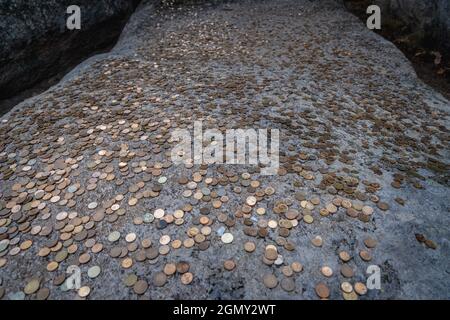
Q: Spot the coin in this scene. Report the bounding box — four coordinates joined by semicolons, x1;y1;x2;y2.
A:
221;233;233;244
122;257;133;268
246;196;257;206
359;250;372;261
24;279;40;295
263;274;278;289
321;266;333;277
265;248;278;260
280;277;295;292
163;263;177;276
46;261;59;272
154;208;165;219
88;266;101;278
133;280;148;295
171;262;187;275
141;239;152;248
341;282;353;293
364;237;377;248
78;286;91;298
124;274;138;287
291;262;303;273
303;215;314;224
281;265;294;277
160;235;171;245
341;265;354;278
36;288;50;300
315;283;330;299
224;260;236;271
125;233;137;243
108;231;121;242
244;241;256;252
153;272;167;287
354;282;368;295
311;236;323;247
181;272;193;285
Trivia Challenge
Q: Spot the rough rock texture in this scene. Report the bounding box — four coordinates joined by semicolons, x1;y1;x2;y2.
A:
0;0;449;300
0;0;140;102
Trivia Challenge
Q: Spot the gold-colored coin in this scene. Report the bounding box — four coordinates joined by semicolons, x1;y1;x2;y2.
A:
354;282;368;295
321;266;333;277
244;241;256;252
163;263;177;275
46;261;59;272
291;262;303;273
181;272;193;285
78;286;91;298
341;282;353;293
122;257;133;269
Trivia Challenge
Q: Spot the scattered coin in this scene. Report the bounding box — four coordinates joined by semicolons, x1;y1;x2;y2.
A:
88;266;101;278
181;272;193;285
263;274;278;289
133;280;148;295
221;233;233;244
78;286;91;298
224;260;236;271
315;283;330;299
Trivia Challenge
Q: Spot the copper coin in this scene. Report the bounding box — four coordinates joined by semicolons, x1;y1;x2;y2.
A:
336;279;351;293
341;265;354;278
224;260;236;271
163;263;177;276
364;237;377;248
354;282;368;295
176;261;190;274
359;250;372;261
311;236;323;247
122;257;133;269
78;286;91;298
79;253;91;264
181;272;193;285
244;241;256;252
321;266;333;277
315;283;330;299
291;262;303;273
338;251;351;262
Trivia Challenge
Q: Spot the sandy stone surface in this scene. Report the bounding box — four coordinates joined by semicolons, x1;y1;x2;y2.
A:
0;0;449;300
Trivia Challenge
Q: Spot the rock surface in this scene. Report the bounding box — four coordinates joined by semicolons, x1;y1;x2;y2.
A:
0;0;449;300
0;0;140;103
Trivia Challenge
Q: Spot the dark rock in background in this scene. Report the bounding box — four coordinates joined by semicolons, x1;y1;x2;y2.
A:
343;0;450;56
375;0;450;54
343;0;450;98
0;0;141;105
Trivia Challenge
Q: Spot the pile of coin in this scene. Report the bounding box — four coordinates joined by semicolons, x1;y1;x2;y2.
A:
0;0;447;301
